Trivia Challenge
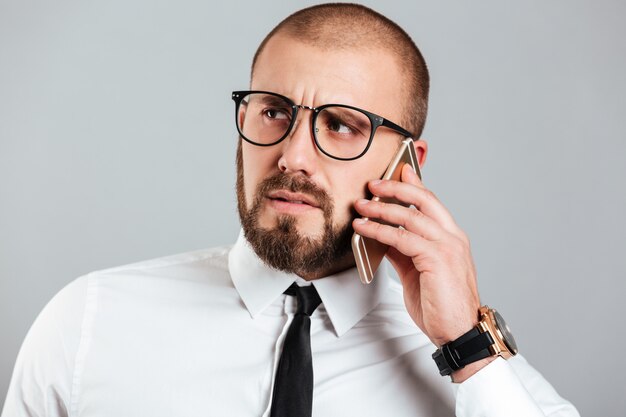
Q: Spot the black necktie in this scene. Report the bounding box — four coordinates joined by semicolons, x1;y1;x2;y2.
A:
270;283;322;417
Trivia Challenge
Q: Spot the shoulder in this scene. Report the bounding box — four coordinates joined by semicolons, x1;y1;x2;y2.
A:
86;244;234;289
59;245;239;320
18;244;235;364
2;273;91;415
92;244;232;277
19;244;234;356
2;245;235;415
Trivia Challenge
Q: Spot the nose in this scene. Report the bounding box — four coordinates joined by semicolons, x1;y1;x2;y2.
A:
277;107;320;176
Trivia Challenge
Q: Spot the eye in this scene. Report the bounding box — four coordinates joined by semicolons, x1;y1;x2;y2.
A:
327;118;354;134
263;108;290;120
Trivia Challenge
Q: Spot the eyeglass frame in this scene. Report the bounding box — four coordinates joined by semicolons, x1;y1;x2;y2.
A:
232;90;415;161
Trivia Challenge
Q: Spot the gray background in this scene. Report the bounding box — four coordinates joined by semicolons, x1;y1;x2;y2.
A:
1;0;624;415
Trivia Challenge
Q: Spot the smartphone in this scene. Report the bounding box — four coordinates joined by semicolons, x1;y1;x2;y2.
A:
351;138;422;284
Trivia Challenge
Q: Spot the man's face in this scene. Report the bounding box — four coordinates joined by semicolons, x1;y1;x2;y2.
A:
237;34;422;279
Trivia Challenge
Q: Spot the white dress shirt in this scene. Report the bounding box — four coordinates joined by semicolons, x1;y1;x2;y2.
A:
2;231;579;417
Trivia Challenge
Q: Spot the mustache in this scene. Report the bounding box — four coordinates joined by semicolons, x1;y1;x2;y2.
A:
254;172;333;215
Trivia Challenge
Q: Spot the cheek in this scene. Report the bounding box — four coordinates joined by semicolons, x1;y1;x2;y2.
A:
328;173;369;223
328;142;399;220
241;144;279;206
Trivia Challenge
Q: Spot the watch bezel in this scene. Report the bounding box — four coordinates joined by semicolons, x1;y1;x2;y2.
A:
478;306;518;359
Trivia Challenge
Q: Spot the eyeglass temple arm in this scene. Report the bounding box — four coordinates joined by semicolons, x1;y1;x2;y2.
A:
381;119;415;139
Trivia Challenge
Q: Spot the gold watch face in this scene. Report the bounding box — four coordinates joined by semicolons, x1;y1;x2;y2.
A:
493;310;518;354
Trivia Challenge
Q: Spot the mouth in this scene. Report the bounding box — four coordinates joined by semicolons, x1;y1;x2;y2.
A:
266;190;320;210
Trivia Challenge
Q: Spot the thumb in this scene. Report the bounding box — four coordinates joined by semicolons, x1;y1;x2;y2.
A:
401;163;423;187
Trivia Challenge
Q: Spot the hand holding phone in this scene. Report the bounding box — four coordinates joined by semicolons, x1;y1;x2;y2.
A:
351;138;422;284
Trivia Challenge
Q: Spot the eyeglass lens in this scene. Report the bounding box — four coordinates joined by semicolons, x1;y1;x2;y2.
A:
237;92;373;159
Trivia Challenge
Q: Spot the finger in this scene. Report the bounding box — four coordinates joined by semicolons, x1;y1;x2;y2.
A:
368;178;459;234
401;163;424;187
354;198;443;241
352;217;430;259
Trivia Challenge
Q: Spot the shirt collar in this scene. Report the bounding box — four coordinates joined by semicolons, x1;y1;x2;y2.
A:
228;229;390;337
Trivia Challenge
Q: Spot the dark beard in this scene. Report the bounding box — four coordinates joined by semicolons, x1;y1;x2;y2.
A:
236;142;354;277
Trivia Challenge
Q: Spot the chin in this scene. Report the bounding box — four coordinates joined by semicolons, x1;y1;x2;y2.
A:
259;208;323;233
294;222;327;241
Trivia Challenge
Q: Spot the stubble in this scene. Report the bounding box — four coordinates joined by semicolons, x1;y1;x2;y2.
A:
235;143;354;278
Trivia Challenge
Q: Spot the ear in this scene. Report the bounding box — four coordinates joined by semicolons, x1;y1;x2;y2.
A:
412;138;428;168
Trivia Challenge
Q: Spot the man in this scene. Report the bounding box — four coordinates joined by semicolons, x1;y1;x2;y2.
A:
2;3;579;417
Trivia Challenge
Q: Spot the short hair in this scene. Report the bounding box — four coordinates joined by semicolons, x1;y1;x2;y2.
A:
251;3;430;139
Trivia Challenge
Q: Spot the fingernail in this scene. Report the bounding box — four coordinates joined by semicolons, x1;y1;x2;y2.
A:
371;179;382;186
407;166;421;181
406;165;416;177
354;218;368;224
357;199;369;205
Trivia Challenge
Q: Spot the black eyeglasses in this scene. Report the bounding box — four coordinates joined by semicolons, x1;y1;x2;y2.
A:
232;90;414;161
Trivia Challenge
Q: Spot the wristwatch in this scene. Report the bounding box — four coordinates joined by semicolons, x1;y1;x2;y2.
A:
432;306;518;376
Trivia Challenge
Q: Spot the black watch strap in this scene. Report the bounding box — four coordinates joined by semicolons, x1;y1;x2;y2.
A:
432;327;494;376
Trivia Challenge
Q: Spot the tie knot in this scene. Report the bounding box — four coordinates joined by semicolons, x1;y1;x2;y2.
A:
284;283;322;316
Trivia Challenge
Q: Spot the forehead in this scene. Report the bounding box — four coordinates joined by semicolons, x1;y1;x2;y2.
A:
251;34;405;122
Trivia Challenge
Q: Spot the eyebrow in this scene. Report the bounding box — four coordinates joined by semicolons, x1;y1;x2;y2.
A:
322;106;370;130
254;95;291;107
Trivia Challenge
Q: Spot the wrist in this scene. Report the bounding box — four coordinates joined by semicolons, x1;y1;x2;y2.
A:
451;356;496;383
431;306;518;378
432;319;478;349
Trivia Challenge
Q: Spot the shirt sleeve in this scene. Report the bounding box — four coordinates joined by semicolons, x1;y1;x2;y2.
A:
453;355;580;417
1;275;89;417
